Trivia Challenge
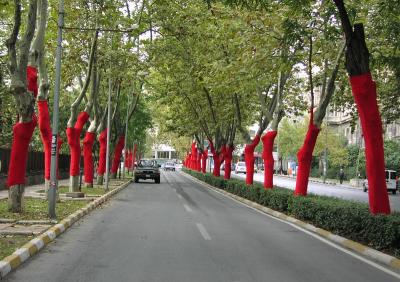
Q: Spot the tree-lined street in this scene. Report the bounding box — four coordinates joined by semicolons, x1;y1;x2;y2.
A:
4;171;400;282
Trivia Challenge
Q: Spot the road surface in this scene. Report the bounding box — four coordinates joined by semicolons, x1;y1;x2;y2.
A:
232;171;400;211
5;171;400;282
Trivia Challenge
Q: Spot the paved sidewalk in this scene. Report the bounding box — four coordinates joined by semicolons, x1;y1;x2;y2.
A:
0;179;69;200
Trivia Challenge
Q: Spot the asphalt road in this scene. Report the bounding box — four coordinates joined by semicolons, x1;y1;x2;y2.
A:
5;171;400;282
232;171;400;212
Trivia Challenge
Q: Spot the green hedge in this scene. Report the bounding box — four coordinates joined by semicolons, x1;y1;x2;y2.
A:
183;168;400;257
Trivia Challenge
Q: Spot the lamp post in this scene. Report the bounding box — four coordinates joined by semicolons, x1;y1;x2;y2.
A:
48;0;64;220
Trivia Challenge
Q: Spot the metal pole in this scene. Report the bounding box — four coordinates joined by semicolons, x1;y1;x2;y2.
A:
48;0;64;220
122;94;130;178
104;35;112;192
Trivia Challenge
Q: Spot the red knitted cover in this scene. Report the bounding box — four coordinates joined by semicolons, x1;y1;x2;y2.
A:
191;142;197;170
262;131;277;189
111;135;125;174
208;139;221;177
133;144;137;169
201;151;208;173
244;135;261;185
224;145;234;180
350;73;390;214
83;131;95;184
37;100;52;179
27;65;38;98
294;116;320;196
7;116;37;187
66;112;89;176
97;129;107;175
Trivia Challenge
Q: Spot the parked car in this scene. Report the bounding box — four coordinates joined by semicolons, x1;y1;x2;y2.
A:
134;159;160;183
235;162;246;174
363;169;398;194
164;161;176;171
221;163;236;171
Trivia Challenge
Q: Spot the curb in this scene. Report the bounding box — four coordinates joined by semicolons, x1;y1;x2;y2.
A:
181;171;400;271
0;179;132;279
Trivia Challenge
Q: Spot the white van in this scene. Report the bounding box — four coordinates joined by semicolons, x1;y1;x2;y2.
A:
363;169;398;194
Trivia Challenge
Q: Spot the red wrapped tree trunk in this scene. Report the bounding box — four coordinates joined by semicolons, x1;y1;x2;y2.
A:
96;129;107;184
224;145;234;180
83;131;95;187
201;151;208;173
111;135;125;177
196;150;201;172
27;65;38;98
133;144;137;170
209;140;221;177
7;117;37;188
66;112;89;180
294;116;320;196
244;135;261;185
262;131;277;189
350;73;390;214
37;100;52;181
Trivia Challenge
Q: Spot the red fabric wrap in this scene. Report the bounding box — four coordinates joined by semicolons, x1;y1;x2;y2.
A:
208;139;221;177
83;132;95;184
224;145;234;180
97;129;107;175
262;131;277;189
350;73;390;214
191;142;197;170
27;65;38;98
196;149;201;172
37;100;52;180
111;136;125;174
201;151;208;173
66;112;90;176
294;119;320;196
7;117;37;187
133;144;137;169
244;135;261;185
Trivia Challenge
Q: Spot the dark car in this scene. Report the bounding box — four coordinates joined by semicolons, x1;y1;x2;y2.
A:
134;159;160;184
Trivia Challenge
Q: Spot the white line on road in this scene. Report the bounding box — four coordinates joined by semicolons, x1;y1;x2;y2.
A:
183;204;192;213
196;222;211;240
177;194;183;200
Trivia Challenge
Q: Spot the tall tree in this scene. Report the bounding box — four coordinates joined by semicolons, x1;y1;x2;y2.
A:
6;0;38;212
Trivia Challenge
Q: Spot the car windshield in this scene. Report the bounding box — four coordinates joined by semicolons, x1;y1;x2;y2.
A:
138;160;157;167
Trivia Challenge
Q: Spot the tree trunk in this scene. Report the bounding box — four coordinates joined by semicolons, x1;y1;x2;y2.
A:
244;135;261;185
96;129;107;184
333;0;390;214
8;185;25;213
37;100;51;180
224;145;234;180
83;131;95;187
351;74;390;214
7;116;37;212
262;131;277;189
201;151;208;173
294;117;320;196
111;135;125;177
66;111;89;192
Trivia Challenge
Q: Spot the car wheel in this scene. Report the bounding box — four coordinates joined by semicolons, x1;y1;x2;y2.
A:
155;177;160;184
392;190;396;195
134;177;139;183
363;187;367;192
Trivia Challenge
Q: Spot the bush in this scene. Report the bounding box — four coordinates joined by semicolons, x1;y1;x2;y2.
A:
182;168;400;257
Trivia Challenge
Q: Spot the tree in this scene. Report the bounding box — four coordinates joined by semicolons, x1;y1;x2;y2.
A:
333;0;391;214
6;0;38;212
